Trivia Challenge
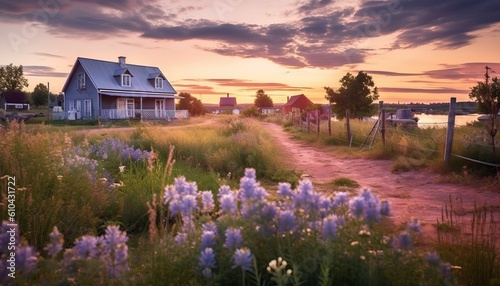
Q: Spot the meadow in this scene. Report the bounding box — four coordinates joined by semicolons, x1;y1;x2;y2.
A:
0;115;498;285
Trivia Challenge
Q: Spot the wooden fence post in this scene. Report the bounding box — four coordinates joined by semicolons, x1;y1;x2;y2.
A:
317;110;320;137
307;111;310;133
346;109;351;146
381;109;386;145
328;107;332;136
444;97;456;168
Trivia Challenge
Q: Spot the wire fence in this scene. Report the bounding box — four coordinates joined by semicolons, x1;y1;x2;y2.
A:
286;108;500;170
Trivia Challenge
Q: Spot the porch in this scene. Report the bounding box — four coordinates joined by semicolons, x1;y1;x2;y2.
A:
100;109;189;120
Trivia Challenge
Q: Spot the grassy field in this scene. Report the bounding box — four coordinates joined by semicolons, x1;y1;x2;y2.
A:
0;115;498;285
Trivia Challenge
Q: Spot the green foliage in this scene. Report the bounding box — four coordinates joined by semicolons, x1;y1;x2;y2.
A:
325;71;379;120
254;89;273;108
0;63;29;92
176;92;206;116
242;106;261;117
30;83;57;106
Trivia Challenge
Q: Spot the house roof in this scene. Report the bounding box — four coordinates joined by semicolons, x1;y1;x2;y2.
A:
62;57;176;95
220;97;237;106
283;94;307;107
2;91;28;104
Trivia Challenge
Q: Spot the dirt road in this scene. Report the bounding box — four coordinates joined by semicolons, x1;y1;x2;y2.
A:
262;122;500;231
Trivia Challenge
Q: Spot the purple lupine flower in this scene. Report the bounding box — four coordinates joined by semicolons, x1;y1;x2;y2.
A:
163;185;179;205
175;232;188;245
74;235;99;259
224;228;243;249
232;248;253;271
439;262;452;278
261;202;277;221
322;215;338;240
217;185;232;198
244;168;256;180
132;148;143;161
397;232;412;250
294;180;315;208
407;219;422;233
277;182;293;199
16;246;38;273
219;193;237;214
181;216;196;233
101;226;128;255
169;198;183;217
174;176;188;193
201;231;216;250
360;189;374;200
44;226;64;258
241;203;259;219
333;192;349;206
183;182;198;196
202;222;218;236
349;197;365;218
238;176;258;202
199;248;217;279
201;191;215;212
107;243;129;279
424;252;440;265
336;215;346;227
180;195;198;216
278;210;296;233
364;199;381;222
380;200;391;216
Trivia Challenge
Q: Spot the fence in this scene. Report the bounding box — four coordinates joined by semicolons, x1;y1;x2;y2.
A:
286;99;500;171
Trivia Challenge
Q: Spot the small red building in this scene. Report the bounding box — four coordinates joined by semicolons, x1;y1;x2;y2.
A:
282;94;314;114
219;94;237;113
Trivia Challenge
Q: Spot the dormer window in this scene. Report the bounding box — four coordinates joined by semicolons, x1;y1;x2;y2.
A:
155;77;163;89
78;73;86;90
121;74;131;87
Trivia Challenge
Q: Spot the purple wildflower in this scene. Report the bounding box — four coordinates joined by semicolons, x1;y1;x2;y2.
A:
174;232;188;245
424;252;440;266
219;193;237;215
107;243;129;279
44;226;64;258
244;168;256;180
15;246;38;273
364;200;381;222
333;192;349;206
238;176;259;202
202;222;218;235
397;232;412;250
278;210;296;233
277;182;293;199
74;235;99;259
261;202;277;221
180;195;198;216
380;200;391;216
232;248;254;271
407;219;422;233
224;228;243;249
322;215;338;240
101;226;128;254
199;248;217;279
294;180;315;208
201;231;216;250
201;191;215;212
349;197;365;218
163;185;179;205
217;185;232;198
439;262;452;278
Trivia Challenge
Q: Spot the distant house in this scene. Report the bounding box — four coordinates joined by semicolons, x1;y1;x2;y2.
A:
258;107;276;115
219;94;237;113
282;94;314;114
1;91;30;110
61;56;185;120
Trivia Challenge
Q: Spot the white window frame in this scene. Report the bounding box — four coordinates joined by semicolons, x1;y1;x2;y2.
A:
155;77;163;89
78;73;86;90
121;74;131;87
83;100;92;118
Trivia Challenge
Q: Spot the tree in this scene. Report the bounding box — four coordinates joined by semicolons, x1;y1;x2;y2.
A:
0;63;29;92
469;69;500;162
176;92;206;116
254;89;273;108
324;71;379;120
31;83;49;106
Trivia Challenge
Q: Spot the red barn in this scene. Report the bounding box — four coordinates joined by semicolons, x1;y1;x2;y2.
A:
282;94;314;114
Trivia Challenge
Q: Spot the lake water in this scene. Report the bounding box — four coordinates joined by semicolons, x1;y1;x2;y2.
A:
416;113;480;128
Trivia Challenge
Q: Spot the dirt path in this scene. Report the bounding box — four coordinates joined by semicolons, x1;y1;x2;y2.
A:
262;122;500;232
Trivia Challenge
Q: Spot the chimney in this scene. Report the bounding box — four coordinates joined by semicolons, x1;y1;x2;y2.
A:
118;56;126;68
287;96;289;102
227;93;229;98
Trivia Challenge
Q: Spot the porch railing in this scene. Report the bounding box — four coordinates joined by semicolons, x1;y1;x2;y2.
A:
100;109;189;120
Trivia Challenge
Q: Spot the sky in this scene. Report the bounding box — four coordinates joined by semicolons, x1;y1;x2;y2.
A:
1;0;499;105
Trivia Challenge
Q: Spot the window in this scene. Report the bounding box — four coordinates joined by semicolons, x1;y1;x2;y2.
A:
155;77;163;89
78;73;86;90
83;100;92;118
121;74;131;87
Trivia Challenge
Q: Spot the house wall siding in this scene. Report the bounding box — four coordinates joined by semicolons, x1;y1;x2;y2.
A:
64;64;99;119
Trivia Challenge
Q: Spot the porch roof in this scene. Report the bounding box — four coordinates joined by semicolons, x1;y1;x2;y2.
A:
100;91;182;99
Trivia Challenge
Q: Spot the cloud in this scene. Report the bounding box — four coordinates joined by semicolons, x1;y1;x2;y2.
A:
204;79;313;91
23;65;68;77
33;52;65;59
378;87;469;94
174;83;224;95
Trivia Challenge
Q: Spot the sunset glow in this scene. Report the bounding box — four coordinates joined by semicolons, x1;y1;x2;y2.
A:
1;0;499;104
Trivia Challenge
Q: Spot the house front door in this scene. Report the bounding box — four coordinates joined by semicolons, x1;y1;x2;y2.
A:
117;98;135;119
155;99;165;118
76;100;81;119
